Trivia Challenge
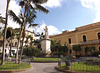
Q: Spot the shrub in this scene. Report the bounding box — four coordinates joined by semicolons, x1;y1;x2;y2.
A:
90;51;100;57
23;46;41;57
0;52;2;55
73;45;81;55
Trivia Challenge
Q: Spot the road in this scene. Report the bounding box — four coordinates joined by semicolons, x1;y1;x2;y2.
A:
16;62;65;73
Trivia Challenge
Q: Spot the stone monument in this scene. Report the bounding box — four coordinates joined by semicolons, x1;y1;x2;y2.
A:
41;26;51;56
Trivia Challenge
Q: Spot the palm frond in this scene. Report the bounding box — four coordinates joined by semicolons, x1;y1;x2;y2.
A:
0;17;6;24
31;0;48;4
19;1;25;8
8;10;22;24
35;4;49;14
30;4;37;13
18;11;24;23
28;24;39;28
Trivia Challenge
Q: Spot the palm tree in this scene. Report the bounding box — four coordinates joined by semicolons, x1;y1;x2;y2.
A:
8;10;23;63
8;10;38;63
1;0;10;65
25;36;29;46
6;27;15;57
18;0;49;64
28;35;33;46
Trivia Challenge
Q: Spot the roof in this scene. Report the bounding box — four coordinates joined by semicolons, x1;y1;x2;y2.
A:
50;22;100;38
76;22;100;31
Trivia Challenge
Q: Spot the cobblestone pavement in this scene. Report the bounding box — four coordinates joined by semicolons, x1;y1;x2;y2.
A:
16;63;65;73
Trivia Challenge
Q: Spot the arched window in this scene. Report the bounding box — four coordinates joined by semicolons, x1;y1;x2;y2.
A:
99;46;100;51
15;42;17;46
69;49;72;54
83;35;87;42
98;33;100;39
69;38;71;44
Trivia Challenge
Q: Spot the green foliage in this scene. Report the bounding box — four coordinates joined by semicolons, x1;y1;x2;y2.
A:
6;27;15;39
33;58;59;61
85;46;90;53
90;51;100;57
72;45;81;55
90;46;95;51
51;40;68;56
0;52;2;55
73;45;81;51
33;39;41;50
23;46;41;57
0;61;31;70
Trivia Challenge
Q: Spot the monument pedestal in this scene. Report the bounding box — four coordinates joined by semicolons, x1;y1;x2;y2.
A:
41;39;51;56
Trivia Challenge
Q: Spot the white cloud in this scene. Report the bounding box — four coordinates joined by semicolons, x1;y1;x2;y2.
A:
0;0;7;17
8;0;21;28
36;21;61;35
42;0;66;8
0;0;21;28
80;0;100;22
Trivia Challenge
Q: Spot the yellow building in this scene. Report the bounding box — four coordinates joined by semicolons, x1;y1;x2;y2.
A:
50;22;100;56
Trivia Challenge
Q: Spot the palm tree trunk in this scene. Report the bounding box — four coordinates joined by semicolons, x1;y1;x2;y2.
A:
18;23;26;64
15;25;23;64
18;8;26;64
18;36;24;64
1;0;10;65
10;37;12;57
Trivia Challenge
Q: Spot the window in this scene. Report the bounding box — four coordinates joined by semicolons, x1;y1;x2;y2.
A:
99;46;100;51
69;49;72;54
98;33;100;39
68;38;71;44
15;42;17;46
83;35;87;42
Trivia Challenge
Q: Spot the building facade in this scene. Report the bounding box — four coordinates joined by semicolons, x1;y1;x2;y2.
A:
0;29;36;55
50;22;100;56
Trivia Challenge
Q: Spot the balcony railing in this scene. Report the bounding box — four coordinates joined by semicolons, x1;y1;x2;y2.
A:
80;39;100;45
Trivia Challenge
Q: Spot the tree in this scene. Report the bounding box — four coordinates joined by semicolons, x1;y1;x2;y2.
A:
84;46;90;56
28;35;33;46
6;27;15;57
18;0;49;64
0;27;2;35
0;14;6;24
1;0;10;65
51;40;57;52
90;46;95;52
33;39;41;50
23;46;41;57
51;40;68;56
25;36;29;46
8;10;24;64
72;45;81;56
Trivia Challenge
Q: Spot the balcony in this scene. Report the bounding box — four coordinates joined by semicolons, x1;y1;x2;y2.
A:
80;39;100;45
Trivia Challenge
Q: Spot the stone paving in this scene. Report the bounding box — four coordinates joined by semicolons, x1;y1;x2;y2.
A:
15;62;64;73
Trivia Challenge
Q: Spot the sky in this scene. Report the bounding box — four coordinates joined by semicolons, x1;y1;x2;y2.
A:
0;0;100;35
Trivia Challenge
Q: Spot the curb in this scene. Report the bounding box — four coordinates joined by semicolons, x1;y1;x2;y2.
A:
0;65;33;73
31;61;58;63
55;67;100;73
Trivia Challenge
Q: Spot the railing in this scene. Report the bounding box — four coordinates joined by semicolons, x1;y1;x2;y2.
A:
0;58;31;70
80;39;100;45
58;57;100;72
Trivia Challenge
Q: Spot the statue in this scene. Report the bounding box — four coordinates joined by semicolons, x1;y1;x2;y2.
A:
44;26;49;39
41;26;51;56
